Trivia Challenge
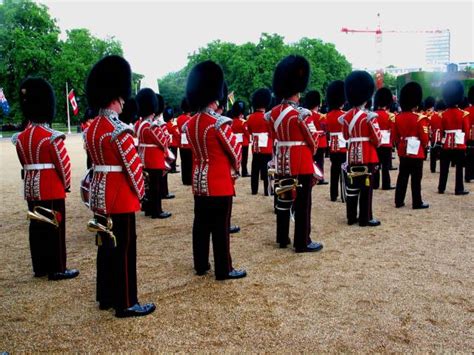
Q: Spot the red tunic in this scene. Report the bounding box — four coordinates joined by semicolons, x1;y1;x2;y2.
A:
326;109;347;153
177;113;192;149
185;108;242;196
428;111;443;143
268;102;320;176
310;112;328;148
440;108;470;150
463;106;474;141
166;119;180;148
231;117;250;147
339;108;382;165
85;110;145;214
375;109;395;148
136;117;169;170
246;111;273;154
13;124;71;201
393;112;429;159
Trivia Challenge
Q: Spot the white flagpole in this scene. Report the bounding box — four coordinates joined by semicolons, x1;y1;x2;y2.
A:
65;82;71;134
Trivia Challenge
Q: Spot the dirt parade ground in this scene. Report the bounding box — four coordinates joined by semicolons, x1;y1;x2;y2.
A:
0;134;472;352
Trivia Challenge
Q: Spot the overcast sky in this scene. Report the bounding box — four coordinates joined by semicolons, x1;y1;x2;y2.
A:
38;0;473;88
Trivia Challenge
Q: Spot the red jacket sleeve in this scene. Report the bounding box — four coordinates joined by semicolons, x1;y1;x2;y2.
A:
50;137;71;190
151;123;170;150
418;116;430;148
216;121;242;172
298;109;320;155
115;132;145;200
367;113;382;147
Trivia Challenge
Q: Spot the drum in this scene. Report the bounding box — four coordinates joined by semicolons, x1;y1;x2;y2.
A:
80;168;93;208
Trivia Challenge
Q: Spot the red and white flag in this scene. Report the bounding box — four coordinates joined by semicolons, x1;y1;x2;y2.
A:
68;89;79;115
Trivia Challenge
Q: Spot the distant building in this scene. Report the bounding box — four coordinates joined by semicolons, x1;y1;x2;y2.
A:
425;31;450;67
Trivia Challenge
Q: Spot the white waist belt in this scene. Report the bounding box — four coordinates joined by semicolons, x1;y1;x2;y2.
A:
404;136;420;141
277;141;307;147
444;129;461;134
330;132;343;136
139;143;158;148
24;163;55;170
94;165;123;173
349;137;370;142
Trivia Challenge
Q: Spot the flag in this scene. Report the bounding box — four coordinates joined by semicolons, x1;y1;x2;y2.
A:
0;88;10;115
228;91;235;106
68;89;79;115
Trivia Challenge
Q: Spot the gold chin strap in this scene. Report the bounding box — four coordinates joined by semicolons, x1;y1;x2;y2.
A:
27;206;60;228
87;215;117;247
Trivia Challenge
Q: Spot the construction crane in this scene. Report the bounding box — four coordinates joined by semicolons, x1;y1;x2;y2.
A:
341;13;449;88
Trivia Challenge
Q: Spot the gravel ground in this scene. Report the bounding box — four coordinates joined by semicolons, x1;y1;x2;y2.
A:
1;134;473;352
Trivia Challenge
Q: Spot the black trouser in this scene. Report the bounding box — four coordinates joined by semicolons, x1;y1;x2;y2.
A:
169;146;178;172
276;174;313;249
86;152;92;169
345;164;376;225
180;148;192;185
395;157;424;207
241;146;249;176
145;169;163;217
465;142;474;182
314;148;325;179
193;196;233;277
374;147;392;189
329;152;346;201
430;144;441;173
438;149;466;193
251;153;272;195
161;172;169;198
27;199;67;275
96;213;138;310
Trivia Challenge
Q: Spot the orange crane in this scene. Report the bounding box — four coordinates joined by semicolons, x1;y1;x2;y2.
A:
341;13;448;88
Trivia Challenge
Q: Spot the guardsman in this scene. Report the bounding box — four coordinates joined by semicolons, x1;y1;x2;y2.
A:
85;55;155;317
268;55;324;253
247;88;273;195
136;89;171;218
13;77;79;281
373;87;395;190
325;80;347;202
465;86;474;183
438;80;470;195
185;60;247;280
231;100;251;177
393;82;430;209
176;98;193;185
305;90;328;185
339;71;382;227
164;106;180;174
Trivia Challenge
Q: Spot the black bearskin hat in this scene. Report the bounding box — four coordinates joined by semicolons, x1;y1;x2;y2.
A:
442;80;464;108
180;97;191;113
186;60;225;111
424;96;436;110
326;80;346;111
136;88;158;117
374;87;393;109
218;82;229;111
251;88;272;110
468;86;474;105
86;55;131;109
83;107;98;122
155;94;164;115
399;82;423;111
119;98;138;125
272;55;310;99
230;100;246;117
344;71;375;107
163;106;174;122
304;90;321;110
435;100;446;111
19;77;56;123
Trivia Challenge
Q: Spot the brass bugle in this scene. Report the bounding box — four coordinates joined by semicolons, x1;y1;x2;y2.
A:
274;178;302;197
87;215;116;247
27;206;60;228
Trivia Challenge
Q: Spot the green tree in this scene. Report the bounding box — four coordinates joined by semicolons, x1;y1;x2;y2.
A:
159;33;352;113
